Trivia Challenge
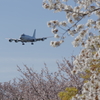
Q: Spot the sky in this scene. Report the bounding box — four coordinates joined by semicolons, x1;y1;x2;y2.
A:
0;0;81;82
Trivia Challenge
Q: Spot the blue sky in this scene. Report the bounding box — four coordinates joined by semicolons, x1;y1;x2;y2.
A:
0;0;81;82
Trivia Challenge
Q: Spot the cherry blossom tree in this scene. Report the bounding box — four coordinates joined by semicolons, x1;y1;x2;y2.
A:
0;0;100;100
0;58;84;100
42;0;100;100
42;0;100;47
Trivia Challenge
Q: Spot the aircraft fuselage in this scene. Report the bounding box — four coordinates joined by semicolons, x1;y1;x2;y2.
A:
20;34;36;42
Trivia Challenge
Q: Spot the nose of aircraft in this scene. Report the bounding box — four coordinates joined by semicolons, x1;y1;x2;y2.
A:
20;36;22;39
20;34;25;39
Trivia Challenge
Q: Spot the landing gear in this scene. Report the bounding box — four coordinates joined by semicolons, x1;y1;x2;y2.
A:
22;42;25;45
31;42;34;45
21;42;34;45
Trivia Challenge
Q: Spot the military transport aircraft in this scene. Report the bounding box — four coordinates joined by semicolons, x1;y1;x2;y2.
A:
8;29;51;45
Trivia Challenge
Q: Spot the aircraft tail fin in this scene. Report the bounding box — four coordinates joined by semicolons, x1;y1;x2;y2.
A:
33;29;36;38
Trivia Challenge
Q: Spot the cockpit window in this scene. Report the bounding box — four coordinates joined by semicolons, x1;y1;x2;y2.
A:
21;34;25;36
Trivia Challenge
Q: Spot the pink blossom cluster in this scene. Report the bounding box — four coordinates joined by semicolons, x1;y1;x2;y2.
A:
0;60;83;100
42;0;100;100
42;0;100;47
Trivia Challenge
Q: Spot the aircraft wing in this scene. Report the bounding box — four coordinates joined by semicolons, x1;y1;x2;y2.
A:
36;36;54;41
36;37;47;41
7;38;21;43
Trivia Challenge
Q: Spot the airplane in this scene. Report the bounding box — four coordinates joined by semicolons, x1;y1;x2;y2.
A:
8;29;52;45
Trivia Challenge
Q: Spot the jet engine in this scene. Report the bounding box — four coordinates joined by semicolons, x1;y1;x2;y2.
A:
9;39;13;42
15;40;18;43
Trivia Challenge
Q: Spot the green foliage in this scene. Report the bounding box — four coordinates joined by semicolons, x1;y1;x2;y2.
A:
58;61;100;100
89;59;100;74
79;59;100;83
79;69;92;83
58;87;78;100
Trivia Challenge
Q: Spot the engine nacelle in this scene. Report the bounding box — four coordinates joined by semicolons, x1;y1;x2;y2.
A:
42;39;44;41
9;39;13;42
33;39;36;42
15;40;18;43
